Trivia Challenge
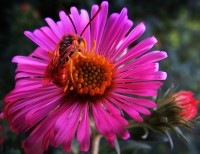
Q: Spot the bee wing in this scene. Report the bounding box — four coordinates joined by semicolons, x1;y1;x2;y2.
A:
59;44;76;63
43;50;60;85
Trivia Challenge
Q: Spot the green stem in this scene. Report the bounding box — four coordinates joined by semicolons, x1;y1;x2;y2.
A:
91;134;102;154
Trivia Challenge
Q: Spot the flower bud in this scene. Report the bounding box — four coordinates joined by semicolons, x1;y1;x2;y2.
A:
173;91;199;121
143;91;199;132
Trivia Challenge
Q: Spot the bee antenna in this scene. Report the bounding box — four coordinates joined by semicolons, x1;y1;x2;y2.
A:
66;13;78;34
59;1;78;34
80;6;102;36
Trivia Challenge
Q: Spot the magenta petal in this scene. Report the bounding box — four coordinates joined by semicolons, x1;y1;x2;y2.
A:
33;29;56;51
90;4;100;51
117;63;159;78
30;47;49;61
91;1;108;52
70;7;82;34
102;99;121;115
77;104;90;152
102;8;128;55
115;36;157;67
98;13;119;53
16;64;44;75
114;88;157;97
115;71;167;83
92;103;115;137
110;22;146;62
59;11;75;34
100;8;128;57
45;18;63;38
80;9;90;47
40;26;59;43
53;104;79;146
115;81;163;91
24;96;63;128
23;110;61;151
107;96;143;121
110;92;157;108
132;51;168;66
92;103;129;142
24;31;50;51
61;105;84;152
106;19;133;59
12;56;46;66
6;89;63;132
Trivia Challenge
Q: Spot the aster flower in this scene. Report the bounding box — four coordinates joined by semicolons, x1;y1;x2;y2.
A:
4;1;167;153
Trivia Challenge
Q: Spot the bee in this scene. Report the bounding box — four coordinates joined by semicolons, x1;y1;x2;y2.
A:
43;7;101;90
43;34;85;87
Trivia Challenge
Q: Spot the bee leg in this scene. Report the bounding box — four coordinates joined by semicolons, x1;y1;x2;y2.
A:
48;51;53;57
72;40;79;50
76;52;87;59
91;40;96;54
63;80;69;92
83;38;87;51
69;59;74;83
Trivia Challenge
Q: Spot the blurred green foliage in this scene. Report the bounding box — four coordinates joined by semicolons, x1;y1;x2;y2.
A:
0;0;200;154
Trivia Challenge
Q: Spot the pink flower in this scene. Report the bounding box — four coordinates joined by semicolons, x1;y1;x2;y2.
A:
174;91;199;121
4;1;167;153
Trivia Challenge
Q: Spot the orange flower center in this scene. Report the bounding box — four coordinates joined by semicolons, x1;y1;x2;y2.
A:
65;47;114;96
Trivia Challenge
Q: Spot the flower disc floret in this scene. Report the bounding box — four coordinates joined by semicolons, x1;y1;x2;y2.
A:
67;51;114;96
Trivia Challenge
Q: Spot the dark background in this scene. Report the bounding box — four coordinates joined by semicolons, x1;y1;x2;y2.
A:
0;0;200;153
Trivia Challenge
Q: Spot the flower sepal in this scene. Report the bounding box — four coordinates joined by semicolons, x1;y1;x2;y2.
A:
126;90;199;149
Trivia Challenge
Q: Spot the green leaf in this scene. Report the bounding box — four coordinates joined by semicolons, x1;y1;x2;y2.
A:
163;130;174;150
174;127;188;142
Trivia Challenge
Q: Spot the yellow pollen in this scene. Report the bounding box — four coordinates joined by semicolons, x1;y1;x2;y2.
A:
65;44;114;96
